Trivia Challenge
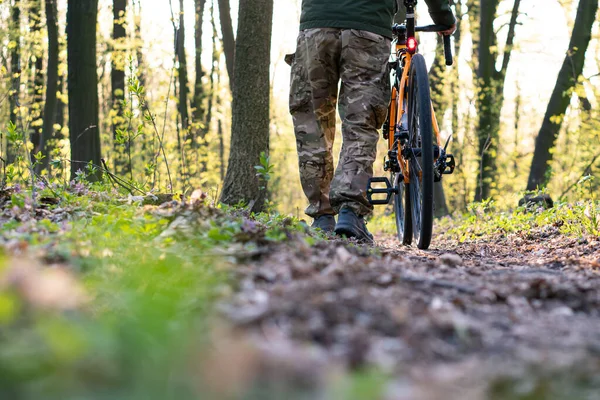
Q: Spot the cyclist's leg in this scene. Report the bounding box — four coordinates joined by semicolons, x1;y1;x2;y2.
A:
290;28;342;218
330;29;391;217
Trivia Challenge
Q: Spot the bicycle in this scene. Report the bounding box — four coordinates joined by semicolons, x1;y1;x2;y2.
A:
367;0;456;250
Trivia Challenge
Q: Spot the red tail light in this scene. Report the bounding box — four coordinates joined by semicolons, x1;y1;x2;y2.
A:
407;37;418;53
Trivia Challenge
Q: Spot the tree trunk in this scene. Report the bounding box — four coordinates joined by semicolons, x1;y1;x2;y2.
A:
467;0;479;72
67;0;102;181
448;0;466;211
192;0;207;123
29;0;44;158
38;0;59;173
474;0;520;202
474;0;498;202
217;0;235;90
526;0;598;191
55;73;66;140
7;0;21;164
199;0;218;173
177;0;190;132
132;0;151;163
450;0;464;130
111;0;129;175
220;0;273;211
133;0;146;88
206;0;218;138
54;16;67;142
216;9;225;181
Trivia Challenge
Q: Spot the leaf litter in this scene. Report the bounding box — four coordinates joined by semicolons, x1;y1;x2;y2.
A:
213;226;600;398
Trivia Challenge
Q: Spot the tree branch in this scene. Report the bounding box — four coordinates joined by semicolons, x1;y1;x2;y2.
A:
499;0;521;77
559;151;600;199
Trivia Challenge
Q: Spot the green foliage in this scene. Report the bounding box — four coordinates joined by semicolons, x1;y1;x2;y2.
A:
254;151;274;191
371;180;600;240
326;368;389;400
443;197;600;242
0;196;223;399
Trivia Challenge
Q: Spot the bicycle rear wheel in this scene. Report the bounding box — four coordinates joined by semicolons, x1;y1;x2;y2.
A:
392;171;412;244
407;54;434;250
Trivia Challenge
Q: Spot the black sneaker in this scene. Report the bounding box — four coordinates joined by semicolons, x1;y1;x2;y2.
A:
311;215;336;233
334;207;374;244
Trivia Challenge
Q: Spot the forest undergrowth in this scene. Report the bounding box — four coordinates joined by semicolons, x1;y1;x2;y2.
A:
0;180;599;399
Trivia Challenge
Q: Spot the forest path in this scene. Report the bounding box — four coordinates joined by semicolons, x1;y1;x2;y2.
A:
217;230;600;398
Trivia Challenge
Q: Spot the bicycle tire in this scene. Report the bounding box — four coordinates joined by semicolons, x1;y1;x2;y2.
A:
407;54;434;250
392;171;412;244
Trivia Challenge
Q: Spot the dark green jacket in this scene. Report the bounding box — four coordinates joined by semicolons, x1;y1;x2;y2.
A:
300;0;456;38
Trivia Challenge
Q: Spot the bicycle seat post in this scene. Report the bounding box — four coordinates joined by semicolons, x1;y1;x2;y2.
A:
403;0;417;52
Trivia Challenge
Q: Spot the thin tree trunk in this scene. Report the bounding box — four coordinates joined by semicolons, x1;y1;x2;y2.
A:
200;1;218;173
448;0;466;211
192;0;207;124
513;82;521;174
7;0;21;164
132;0;151;164
220;0;273;211
217;0;235;90
219;119;224;181
54;16;67;141
450;0;464;140
55;73;65;139
67;0;102;181
29;0;44;158
216;16;225;181
177;0;190;132
38;0;59;173
526;0;598;191
205;1;218;139
111;0;128;175
132;0;146;88
467;0;479;73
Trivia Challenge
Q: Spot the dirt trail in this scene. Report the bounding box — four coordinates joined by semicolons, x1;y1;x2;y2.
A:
218;229;600;398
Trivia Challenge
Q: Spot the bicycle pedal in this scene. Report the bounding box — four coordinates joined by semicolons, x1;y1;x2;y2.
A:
443;154;456;175
367;177;398;205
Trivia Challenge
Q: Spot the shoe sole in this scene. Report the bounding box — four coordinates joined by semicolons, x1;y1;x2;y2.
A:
312;223;336;233
335;224;374;244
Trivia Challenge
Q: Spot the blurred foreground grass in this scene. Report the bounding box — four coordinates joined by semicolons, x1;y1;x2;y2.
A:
0;189;312;400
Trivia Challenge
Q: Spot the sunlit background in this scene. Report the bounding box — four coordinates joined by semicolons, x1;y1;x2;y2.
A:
43;0;600;215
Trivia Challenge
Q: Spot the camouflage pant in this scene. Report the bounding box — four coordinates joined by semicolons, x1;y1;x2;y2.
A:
289;28;391;218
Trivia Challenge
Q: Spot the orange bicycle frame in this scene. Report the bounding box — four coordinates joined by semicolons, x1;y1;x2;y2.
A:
388;41;442;184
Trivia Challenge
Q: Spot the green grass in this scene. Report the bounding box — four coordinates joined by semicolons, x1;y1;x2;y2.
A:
441;199;600;242
0;188;314;400
369;199;600;242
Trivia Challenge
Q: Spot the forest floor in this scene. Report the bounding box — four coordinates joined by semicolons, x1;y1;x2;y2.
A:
217;229;600;399
1;186;600;399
